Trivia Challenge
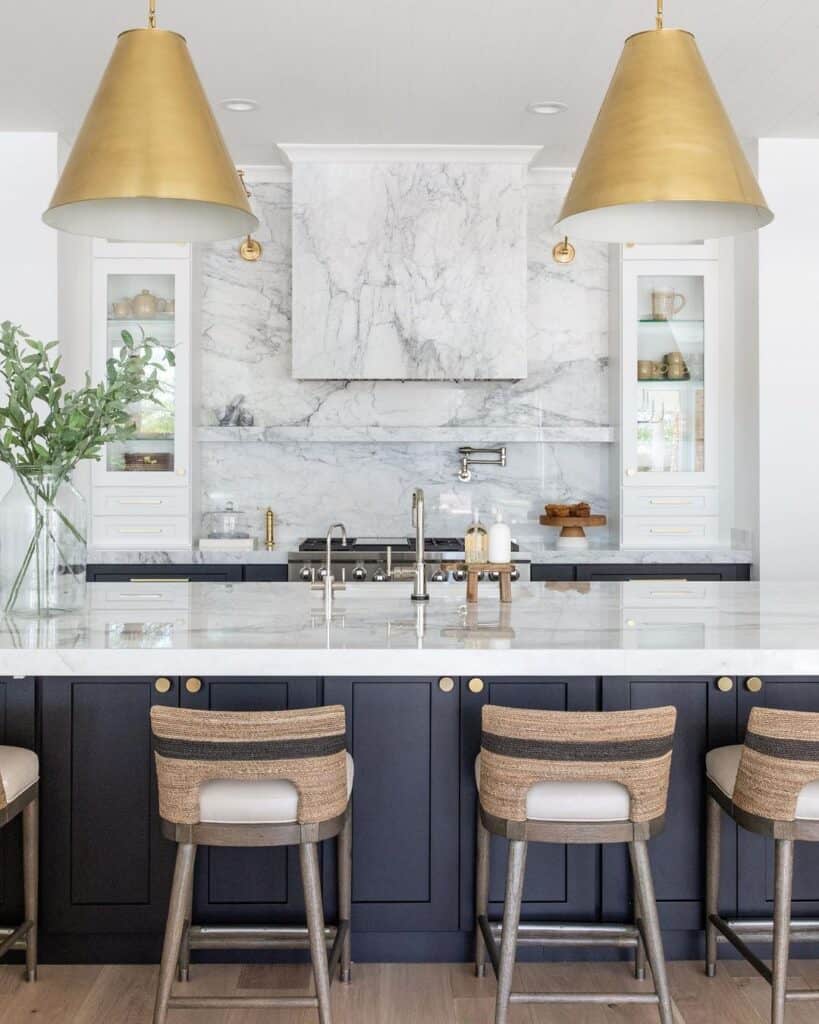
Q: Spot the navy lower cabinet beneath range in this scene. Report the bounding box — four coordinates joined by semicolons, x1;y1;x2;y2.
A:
25;674;819;963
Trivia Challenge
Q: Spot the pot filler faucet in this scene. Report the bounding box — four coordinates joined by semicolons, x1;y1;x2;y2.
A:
313;522;347;617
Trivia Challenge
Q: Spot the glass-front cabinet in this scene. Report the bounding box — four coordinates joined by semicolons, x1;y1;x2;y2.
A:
91;246;192;549
614;251;721;548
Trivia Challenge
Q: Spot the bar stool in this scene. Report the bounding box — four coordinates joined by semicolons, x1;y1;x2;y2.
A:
474;704;677;1024
150;704;353;1024
706;707;819;1024
0;747;38;981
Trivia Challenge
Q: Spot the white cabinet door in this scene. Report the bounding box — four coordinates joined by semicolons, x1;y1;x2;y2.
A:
620;258;719;488
91;257;191;490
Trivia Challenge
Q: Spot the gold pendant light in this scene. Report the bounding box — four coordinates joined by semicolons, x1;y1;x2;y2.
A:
556;0;772;243
43;0;258;242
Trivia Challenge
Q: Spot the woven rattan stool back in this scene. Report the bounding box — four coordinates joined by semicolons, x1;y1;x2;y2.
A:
150;704;348;826
735;707;819;822
479;704;677;824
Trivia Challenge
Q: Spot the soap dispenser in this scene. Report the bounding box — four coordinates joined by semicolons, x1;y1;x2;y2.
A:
464;510;488;564
488;509;512;564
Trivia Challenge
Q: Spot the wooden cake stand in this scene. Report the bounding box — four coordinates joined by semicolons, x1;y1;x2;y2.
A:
539;514;607;550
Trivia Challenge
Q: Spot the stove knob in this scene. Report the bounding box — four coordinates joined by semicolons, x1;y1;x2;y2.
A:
476;572;486;582
488;570;500;582
452;567;467;582
510;566;520;582
372;566;388;582
317;566;329;580
352;563;368;581
298;565;313;582
431;569;448;583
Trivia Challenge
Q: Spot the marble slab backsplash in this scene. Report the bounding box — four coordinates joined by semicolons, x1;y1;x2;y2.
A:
199;170;610;548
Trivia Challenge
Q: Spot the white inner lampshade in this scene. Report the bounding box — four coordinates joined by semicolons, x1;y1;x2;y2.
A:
42;197;259;243
556;201;774;244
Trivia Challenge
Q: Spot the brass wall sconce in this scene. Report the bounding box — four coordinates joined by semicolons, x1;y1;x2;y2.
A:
237;170;263;261
552;236;576;264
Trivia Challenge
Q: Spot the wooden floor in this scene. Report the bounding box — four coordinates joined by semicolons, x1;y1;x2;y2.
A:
0;959;814;1022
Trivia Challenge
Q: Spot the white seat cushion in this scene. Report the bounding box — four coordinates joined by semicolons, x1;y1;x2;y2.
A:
707;744;819;820
199;753;354;824
474;754;630;823
0;746;38;805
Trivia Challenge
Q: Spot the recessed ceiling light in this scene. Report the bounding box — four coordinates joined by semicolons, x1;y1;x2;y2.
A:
527;101;568;116
221;98;259;112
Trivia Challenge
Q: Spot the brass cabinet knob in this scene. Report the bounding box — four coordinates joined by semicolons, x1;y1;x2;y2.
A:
185;677;203;694
438;676;455;693
716;676;734;693
468;677;485;694
746;676;763;693
154;677;172;694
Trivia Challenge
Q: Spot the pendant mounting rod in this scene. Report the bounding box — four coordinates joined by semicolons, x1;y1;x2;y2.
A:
149;0;157;28
656;0;663;30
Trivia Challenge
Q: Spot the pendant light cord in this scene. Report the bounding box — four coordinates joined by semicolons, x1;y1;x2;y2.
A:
149;0;156;28
656;0;663;30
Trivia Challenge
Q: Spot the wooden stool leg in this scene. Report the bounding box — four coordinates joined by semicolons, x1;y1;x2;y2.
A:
633;883;646;981
467;571;479;604
474;806;490;977
22;798;38;982
630;840;673;1024
705;794;721;977
771;838;794;1024
499;572;512;604
176;852;195;982
337;811;352;983
153;842;196;1024
300;841;333;1024
494;839;527;1024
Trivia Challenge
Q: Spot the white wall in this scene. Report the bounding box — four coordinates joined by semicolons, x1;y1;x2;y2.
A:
0;132;61;497
758;139;819;579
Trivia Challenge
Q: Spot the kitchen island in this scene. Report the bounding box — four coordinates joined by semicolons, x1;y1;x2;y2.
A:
1;580;819;966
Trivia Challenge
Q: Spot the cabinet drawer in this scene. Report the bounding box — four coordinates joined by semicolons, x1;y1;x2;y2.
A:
623;489;718;517
94;488;189;517
622;516;720;548
90;583;193;609
621;580;717;606
92;515;191;548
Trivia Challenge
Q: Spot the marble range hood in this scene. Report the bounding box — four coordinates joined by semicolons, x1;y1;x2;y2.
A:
282;145;539;382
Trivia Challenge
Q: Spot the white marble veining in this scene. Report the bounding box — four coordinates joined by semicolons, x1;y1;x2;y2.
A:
195;173;611;545
199;440;609;551
0;581;814;677
291;162;527;380
87;546;751;566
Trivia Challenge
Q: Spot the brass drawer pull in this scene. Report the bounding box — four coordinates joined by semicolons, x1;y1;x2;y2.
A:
155;677;172;694
746;676;763;693
468;677;485;694
716;677;733;692
438;677;455;693
185;677;203;694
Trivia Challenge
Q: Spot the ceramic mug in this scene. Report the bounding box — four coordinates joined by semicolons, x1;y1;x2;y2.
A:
665;351;685;365
112;299;132;318
666;364;688;379
651;289;686;321
638;359;666;380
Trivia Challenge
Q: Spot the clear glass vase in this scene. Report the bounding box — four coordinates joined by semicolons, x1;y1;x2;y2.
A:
0;468;87;616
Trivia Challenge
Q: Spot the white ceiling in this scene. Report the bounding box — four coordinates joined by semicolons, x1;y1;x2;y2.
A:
4;0;819;166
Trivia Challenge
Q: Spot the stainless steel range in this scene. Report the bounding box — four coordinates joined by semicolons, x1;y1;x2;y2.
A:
288;536;530;584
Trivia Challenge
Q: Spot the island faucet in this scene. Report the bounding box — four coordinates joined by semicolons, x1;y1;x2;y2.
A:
411;488;429;602
313;522;347;617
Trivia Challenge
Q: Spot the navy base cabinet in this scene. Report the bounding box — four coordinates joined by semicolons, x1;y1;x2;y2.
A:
40;675;179;961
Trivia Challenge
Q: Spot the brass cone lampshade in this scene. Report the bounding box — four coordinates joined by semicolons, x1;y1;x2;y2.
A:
556;23;773;243
43;26;258;242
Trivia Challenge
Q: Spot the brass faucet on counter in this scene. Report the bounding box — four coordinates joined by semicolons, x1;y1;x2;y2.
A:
264;508;276;550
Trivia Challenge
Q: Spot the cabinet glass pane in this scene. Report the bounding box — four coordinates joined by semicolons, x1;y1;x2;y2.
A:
635;274;705;475
106;274;176;474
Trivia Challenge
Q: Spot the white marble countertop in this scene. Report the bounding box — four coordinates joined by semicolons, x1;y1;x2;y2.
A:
88;546;753;566
0;580;814;677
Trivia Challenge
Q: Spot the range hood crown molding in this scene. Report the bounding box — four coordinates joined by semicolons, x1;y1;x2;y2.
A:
276;143;543;165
